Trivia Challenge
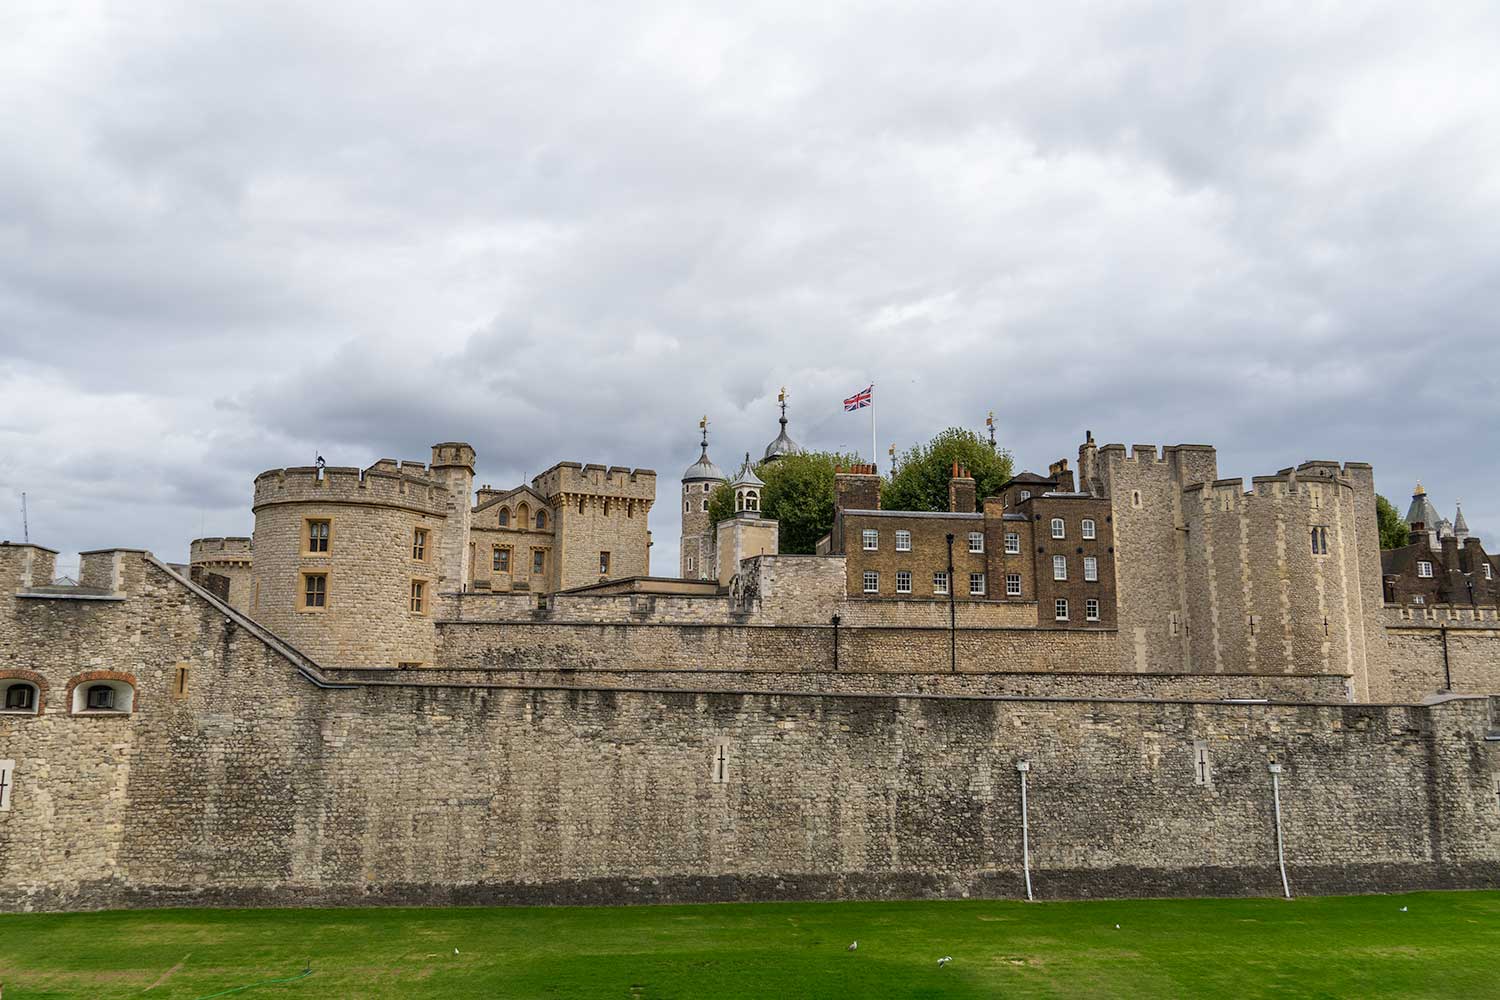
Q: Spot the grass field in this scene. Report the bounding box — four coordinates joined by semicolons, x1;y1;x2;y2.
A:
1;891;1497;998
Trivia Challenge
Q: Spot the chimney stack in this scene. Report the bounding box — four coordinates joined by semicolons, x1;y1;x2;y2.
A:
948;461;977;513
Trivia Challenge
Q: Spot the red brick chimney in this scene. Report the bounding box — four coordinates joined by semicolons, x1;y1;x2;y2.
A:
948;461;977;512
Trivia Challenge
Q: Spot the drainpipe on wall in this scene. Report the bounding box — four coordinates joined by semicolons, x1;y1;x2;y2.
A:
1441;623;1452;692
945;533;957;674
831;613;840;671
1017;760;1034;901
1269;762;1291;899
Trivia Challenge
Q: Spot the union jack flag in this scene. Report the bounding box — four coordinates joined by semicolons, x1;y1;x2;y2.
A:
844;385;873;411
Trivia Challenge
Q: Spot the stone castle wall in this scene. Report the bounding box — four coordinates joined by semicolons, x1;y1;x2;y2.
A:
323;666;1350;702
2;551;1499;912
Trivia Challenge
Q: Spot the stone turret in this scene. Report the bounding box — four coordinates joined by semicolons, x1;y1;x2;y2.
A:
680;419;725;580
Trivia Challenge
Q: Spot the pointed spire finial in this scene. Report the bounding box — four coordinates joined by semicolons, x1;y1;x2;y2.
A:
699;415;709;452
1414;481;1425;496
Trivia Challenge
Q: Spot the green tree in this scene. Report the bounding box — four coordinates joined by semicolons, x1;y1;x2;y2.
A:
881;427;1014;512
1377;494;1410;550
707;451;862;554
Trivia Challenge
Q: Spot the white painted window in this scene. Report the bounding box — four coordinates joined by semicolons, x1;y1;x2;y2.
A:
969;573;986;596
712;738;730;784
1020;490;1031;501
1082;518;1096;540
0;759;12;811
863;571;879;593
1050;517;1065;539
72;680;133;715
1053;555;1067;581
1485;564;1493;580
896;570;912;594
1006;573;1021;596
862;529;879;551
1004;532;1020;554
1084;556;1098;582
1086;598;1100;621
933;571;949;595
968;532;984;553
1413;595;1424;605
1193;742;1211;786
895;530;911;552
1055;598;1069;621
1417;561;1433;578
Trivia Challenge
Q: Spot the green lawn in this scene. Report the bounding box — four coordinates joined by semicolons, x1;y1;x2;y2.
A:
1;891;1497;998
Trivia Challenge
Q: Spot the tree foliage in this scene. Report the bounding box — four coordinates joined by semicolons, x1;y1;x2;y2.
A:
708;451;862;554
881;427;1014;512
1377;494;1410;550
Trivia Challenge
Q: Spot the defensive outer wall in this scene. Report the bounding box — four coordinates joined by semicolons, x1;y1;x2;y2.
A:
3;545;1500;912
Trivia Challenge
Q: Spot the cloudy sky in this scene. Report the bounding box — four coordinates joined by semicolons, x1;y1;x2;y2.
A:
3;1;1498;575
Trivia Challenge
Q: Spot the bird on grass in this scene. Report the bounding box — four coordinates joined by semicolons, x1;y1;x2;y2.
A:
1400;906;1408;912
454;948;460;955
937;956;953;968
847;941;858;951
1114;924;1120;929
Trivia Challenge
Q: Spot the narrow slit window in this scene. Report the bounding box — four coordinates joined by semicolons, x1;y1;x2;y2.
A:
712;739;730;784
0;759;13;811
173;664;190;700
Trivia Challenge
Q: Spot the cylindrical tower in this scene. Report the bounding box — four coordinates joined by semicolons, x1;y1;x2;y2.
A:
250;459;452;667
680;420;725;580
188;536;253;611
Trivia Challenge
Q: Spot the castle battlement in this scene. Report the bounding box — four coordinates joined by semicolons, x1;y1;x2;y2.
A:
252;463;452;516
1096;442;1217;465
189;537;252;562
533;461;657;502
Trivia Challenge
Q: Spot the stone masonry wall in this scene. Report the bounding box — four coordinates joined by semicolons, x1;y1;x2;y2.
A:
3;550;1499;913
324;666;1350;702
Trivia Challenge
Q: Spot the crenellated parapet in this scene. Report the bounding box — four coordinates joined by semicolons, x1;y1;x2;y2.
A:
253;463;452;517
189;537;253;563
533;462;656;506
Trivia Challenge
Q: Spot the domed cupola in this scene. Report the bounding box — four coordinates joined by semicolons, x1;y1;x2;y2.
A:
762;386;803;463
731;454;766;515
683;417;725;484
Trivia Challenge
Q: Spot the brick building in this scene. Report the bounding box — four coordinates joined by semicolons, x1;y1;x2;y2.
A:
824;460;1117;630
1383;485;1499;608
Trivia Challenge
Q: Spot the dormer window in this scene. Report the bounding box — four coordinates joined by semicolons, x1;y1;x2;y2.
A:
1418;561;1433;578
1020;490;1031;501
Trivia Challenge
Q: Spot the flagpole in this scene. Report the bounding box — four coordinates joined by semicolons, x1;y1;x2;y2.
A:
870;382;877;469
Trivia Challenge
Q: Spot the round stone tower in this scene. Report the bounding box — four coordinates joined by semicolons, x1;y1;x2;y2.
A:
250;444;469;668
680;419;725;580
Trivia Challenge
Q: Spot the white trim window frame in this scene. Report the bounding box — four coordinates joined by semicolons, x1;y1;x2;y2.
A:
1005;573;1021;596
1055;598;1069;621
1417;561;1433;578
969;572;986;596
1050;518;1065;539
968;531;984;553
863;570;879;593
1004;532;1020;554
1084;556;1098;582
862;529;879;551
1082;518;1096;540
1086;598;1100;622
933;571;949;595
895;570;912;594
895;530;912;552
1053;555;1067;581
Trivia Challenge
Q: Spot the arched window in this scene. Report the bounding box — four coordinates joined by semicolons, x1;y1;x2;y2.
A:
2;681;39;715
498;507;510;527
535;510;547;530
517;502;530;528
69;675;134;715
1050;517;1065;539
